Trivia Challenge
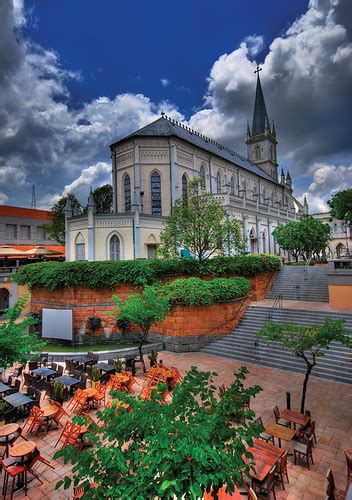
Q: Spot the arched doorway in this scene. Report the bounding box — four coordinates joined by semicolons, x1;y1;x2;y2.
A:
336;242;346;258
249;228;257;254
0;288;10;314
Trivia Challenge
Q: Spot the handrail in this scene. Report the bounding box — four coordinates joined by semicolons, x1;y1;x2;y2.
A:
268;294;283;320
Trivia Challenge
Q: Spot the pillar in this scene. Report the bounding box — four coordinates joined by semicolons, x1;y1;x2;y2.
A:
243;215;250;253
256;217;263;254
133;209;141;259
268;219;275;254
170;143;178;205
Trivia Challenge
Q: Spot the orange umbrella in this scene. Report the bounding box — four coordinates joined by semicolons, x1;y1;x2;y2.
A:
0;245;27;256
23;246;62;256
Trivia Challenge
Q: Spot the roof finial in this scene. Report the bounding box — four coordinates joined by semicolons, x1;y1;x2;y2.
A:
161;111;165;117
254;65;262;77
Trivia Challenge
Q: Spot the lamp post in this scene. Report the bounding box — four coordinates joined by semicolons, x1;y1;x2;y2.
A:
342;221;350;256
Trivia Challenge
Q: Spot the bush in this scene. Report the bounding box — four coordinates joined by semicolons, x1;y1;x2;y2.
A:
163;277;250;306
14;255;281;291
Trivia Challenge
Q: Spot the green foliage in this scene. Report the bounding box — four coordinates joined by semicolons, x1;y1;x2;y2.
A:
55;366;262;499
52;381;65;400
259;318;352;412
0;295;45;369
92;184;113;214
91;366;101;382
0;400;7;419
163;277;250;306
273;215;331;263
14;255;281;291
43;193;82;245
328;188;352;226
159;179;246;261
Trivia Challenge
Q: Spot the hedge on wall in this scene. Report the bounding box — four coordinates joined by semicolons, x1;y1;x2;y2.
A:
162;277;251;306
13;254;281;291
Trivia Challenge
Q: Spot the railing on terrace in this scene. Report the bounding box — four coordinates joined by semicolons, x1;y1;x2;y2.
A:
0;267;18;274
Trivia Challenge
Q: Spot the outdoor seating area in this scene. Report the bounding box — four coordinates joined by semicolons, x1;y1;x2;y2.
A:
0;351;350;498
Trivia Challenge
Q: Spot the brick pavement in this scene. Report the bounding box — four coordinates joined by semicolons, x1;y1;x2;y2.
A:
6;352;352;499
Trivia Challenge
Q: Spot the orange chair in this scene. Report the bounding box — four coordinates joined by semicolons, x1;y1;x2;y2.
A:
26;447;55;485
171;367;183;383
67;388;83;411
124;376;138;393
140;386;153;401
23;406;48;435
49;399;70;427
55;421;83;451
1;457;27;499
71;393;89;415
92;384;107;408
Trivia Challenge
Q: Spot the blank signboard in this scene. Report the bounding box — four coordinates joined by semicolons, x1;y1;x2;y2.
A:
42;308;73;341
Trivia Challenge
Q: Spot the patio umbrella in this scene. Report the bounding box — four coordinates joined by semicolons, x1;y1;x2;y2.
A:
0;245;27;256
23;246;62;256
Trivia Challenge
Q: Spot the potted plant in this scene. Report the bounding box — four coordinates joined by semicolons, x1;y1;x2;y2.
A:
116;318;129;333
0;401;7;426
148;350;158;367
91;366;101;388
88;316;101;333
114;358;123;374
52;381;65;405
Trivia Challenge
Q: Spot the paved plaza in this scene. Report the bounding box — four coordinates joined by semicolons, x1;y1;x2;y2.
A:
4;351;351;499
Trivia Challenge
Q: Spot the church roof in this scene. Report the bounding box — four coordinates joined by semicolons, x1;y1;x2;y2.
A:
110;116;276;183
252;73;270;136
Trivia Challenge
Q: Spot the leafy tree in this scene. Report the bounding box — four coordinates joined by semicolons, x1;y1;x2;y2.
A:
55;366;262;499
112;286;170;371
273;215;331;263
92;184;113;213
0;295;45;368
328;188;352;226
259;319;352;413
159;179;246;261
43;194;82;245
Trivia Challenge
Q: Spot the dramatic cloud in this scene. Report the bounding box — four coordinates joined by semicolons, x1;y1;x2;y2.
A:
0;0;351;212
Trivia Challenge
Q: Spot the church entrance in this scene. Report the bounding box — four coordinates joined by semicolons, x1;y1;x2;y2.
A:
0;288;10;315
249;228;258;254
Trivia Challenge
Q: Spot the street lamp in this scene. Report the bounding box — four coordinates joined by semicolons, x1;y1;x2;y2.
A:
342;221;350;256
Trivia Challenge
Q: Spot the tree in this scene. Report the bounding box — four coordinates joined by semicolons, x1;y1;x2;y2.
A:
328;189;352;226
43;194;82;245
273;215;331;263
259;319;352;413
112;286;170;371
92;184;113;213
55;366;262;499
0;295;45;369
159;179;246;261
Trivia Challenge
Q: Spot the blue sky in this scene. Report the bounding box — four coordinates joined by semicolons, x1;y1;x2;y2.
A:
0;0;351;212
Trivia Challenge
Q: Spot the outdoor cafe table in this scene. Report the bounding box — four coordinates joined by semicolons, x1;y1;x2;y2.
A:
265;422;297;448
32;367;57;379
3;392;33;409
0;382;11;394
54;375;80;395
280;409;310;429
246;438;285;482
0;423;20;457
71;355;93;365
95;362;115;374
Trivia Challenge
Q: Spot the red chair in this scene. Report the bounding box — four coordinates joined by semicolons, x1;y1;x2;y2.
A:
26;447;55;485
55;421;83;451
49;399;70;427
1;457;27;499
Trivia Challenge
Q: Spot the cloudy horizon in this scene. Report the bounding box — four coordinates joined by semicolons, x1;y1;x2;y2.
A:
0;0;351;213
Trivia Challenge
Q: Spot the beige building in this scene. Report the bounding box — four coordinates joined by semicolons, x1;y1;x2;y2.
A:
312;212;351;258
65;72;307;261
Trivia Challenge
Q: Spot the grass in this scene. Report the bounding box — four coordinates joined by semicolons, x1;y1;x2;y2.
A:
36;342;142;353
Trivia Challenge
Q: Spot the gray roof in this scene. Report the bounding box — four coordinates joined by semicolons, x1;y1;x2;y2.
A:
110;116;276;184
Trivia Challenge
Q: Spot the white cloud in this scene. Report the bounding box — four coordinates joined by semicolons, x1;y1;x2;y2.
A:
0;193;9;205
160;78;170;87
243;35;265;56
63;162;111;197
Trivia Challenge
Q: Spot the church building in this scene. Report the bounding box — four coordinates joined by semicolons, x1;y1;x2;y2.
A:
65;71;307;261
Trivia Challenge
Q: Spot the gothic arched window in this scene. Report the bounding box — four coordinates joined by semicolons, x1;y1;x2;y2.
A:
109;234;120;261
151;171;162;215
255;145;260;160
199;165;206;190
182;174;188;197
230;176;235;195
124;174;131;212
216;171;222;194
75;232;85;261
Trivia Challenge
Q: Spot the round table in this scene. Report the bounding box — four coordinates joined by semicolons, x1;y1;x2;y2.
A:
42;405;59;418
82;388;98;398
0;423;20;457
10;440;36;458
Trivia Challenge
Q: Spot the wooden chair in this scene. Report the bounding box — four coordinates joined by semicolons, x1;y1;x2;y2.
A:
0;427;24;459
140;386;152;401
92;383;107;408
1;457;27;499
54;421;83;451
299;420;317;445
72;393;89;415
28;361;39;372
26;447;55;485
252;465;276;499
326;468;345;500
49;399;70;427
23;406;44;434
345;450;352;482
171;367;183;383
273;405;290;427
255;417;274;445
124;375;138;393
67;388;83;410
78;373;88;390
247;487;257;500
293;435;314;469
275;450;289;489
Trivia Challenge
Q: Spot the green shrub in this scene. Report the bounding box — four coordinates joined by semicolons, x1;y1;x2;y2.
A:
163;277;250;306
14;255;281;291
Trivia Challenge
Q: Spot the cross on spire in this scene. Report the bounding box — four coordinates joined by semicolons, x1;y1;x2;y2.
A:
254;65;262;76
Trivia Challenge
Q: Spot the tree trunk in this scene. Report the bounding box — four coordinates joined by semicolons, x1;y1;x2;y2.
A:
138;330;148;373
300;361;313;414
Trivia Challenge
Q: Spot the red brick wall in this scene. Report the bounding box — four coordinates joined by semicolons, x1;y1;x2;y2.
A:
30;271;275;337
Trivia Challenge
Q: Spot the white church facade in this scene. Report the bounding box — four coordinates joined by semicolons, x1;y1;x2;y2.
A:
65;72;307;261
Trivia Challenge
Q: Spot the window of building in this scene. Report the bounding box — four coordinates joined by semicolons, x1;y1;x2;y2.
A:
182;174;188;198
151;171;162;215
20;225;31;239
37;226;45;240
124;174;131;212
5;224;17;239
199;165;206;189
255;145;260;160
109;234;120;261
75;233;86;261
230;176;235;195
216;171;221;194
147;244;157;259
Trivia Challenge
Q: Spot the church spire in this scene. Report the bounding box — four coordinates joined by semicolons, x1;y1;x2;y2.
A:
252;66;270;136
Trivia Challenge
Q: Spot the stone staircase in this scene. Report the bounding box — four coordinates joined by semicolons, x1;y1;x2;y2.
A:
201;305;352;384
266;265;329;302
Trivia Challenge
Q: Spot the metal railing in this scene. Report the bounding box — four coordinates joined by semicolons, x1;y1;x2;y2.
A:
268;294;283;320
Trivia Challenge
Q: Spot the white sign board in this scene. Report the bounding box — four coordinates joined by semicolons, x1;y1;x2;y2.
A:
42;308;73;341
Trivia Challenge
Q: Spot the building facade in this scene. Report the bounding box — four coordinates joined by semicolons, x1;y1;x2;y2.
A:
312;212;351;258
66;73;307;261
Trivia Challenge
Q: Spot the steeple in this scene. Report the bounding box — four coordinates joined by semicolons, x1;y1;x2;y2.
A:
252;67;270;136
281;168;285;185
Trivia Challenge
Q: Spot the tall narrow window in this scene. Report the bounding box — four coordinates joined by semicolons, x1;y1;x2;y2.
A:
75;233;85;261
124;174;131;212
230;176;235;195
255;145;260;160
182;174;188;202
216;171;221;194
110;235;120;261
151;171;162;215
199;165;206;190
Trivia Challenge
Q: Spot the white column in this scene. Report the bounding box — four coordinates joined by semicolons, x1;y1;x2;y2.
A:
243;215;250;253
268;219;275;255
112;150;117;212
256;217;263;253
133;144;141;212
87;207;95;261
133;210;141;259
170;143;178;204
